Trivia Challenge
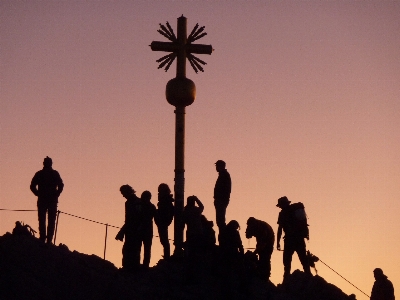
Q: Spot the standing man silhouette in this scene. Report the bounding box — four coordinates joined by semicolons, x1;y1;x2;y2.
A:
213;160;231;229
115;185;143;272
276;196;311;281
30;156;64;244
141;190;156;269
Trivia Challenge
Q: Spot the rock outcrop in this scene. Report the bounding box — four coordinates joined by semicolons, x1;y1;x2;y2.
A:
0;233;356;300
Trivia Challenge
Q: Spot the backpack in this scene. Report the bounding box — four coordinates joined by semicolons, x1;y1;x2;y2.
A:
289;202;309;239
12;221;36;237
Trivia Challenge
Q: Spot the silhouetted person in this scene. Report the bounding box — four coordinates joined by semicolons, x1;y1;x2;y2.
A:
30;156;64;244
219;220;244;259
183;195;204;257
276;196;311;281
115;185;142;272
371;268;395;300
219;220;244;298
141;190;156;269
214;160;231;229
200;215;216;253
245;217;274;280
183;196;205;285
154;183;174;259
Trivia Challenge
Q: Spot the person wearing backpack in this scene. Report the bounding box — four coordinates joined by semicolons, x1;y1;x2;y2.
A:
276;196;312;281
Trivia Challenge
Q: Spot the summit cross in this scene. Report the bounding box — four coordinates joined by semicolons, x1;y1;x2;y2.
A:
150;15;213;76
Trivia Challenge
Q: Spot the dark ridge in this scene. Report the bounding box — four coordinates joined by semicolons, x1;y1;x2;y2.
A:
0;233;356;300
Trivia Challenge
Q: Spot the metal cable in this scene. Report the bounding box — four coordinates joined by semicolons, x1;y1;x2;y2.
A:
317;257;370;298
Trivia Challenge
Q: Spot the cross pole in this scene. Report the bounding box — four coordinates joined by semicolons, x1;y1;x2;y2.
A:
150;15;213;255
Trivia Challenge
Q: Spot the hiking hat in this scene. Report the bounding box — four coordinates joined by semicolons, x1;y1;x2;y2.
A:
277;196;291;207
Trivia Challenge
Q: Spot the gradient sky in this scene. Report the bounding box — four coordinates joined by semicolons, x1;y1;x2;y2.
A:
1;1;399;298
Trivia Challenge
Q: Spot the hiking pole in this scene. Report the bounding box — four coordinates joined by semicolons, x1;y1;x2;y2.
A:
53;210;61;244
104;224;108;260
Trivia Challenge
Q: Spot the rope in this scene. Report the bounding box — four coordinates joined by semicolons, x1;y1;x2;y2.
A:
58;211;121;229
1;208;174;241
0;208;37;211
317;257;370;298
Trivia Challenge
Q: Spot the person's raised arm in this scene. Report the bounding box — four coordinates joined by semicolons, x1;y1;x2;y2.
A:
195;197;204;213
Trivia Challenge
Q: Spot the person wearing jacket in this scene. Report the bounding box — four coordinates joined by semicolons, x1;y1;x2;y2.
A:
115;185;142;272
371;268;395;300
213;160;231;229
30;156;64;244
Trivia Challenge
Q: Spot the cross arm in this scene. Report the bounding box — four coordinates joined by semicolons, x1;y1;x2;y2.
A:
186;44;213;55
150;41;179;52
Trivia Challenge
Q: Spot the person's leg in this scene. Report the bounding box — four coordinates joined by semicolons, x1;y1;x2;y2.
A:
158;225;170;258
143;234;153;268
122;237;133;271
214;200;227;228
123;233;141;272
258;247;273;280
295;240;312;275
46;201;58;244
37;200;47;242
283;240;295;280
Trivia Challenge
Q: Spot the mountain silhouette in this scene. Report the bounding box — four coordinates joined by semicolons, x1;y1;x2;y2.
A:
0;232;356;300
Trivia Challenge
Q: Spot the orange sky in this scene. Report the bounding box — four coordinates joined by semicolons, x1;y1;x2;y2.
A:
1;1;399;298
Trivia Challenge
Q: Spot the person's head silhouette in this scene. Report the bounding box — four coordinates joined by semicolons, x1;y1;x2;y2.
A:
141;190;152;202
120;185;136;198
215;160;226;172
43;156;53;168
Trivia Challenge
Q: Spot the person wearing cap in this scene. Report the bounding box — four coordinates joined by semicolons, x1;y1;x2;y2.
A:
213;160;231;229
276;196;311;281
115;185;143;272
30;156;64;244
371;268;395;300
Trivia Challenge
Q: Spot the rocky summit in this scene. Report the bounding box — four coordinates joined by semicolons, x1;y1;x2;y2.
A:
0;232;356;300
